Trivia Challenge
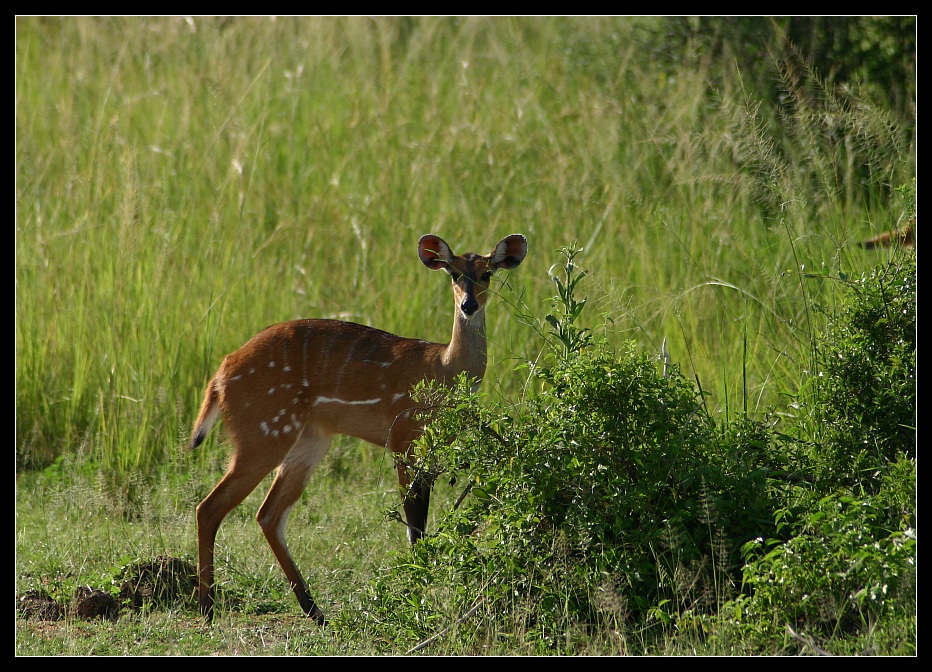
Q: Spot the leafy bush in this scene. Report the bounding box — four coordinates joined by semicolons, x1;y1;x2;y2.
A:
722;247;916;652
364;243;915;654
365;250;783;652
732;488;915;651
810;251;916;491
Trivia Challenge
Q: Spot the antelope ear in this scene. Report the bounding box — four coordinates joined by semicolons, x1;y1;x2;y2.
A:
418;234;454;270
490;234;527;270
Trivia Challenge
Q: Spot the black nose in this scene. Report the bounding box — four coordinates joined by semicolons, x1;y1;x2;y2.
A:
461;296;479;315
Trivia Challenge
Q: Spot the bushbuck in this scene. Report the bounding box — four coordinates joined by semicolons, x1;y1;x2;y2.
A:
189;233;527;622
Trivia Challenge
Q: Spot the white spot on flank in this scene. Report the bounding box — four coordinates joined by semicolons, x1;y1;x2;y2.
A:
259;422;270;436
392;393;407;403
302;379;309;387
313;396;382;407
283;365;291;372
230;375;242;381
268;361;276;368
248;368;256;375
283;425;292;434
268;387;276;395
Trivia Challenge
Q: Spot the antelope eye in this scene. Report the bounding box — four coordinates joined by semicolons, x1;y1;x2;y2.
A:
481;272;493;282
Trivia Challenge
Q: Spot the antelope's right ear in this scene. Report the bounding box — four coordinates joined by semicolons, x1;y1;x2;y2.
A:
418;234;454;270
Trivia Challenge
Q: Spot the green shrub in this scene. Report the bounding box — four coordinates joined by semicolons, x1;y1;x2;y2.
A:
365;250;783;652
735;491;915;647
719;245;916;653
364;244;915;654
811;252;916;491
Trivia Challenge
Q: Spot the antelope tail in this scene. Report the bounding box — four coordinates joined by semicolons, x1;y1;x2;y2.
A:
858;221;915;250
190;377;222;450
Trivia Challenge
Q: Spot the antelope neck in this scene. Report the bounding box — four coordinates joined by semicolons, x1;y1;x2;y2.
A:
442;304;487;379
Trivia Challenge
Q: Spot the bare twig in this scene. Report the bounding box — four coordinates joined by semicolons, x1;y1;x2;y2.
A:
406;600;484;654
786;624;832;656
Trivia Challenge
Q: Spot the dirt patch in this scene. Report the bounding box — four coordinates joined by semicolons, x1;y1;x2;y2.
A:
17;589;64;621
16;555;197;622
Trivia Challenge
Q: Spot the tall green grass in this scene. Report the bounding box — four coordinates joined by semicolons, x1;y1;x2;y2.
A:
17;17;913;478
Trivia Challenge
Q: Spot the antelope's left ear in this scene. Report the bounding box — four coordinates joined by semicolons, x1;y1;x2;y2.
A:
490;234;527;270
418;234;454;270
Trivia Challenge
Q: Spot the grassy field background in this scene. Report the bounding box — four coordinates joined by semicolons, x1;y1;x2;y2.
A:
16;17;915;655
